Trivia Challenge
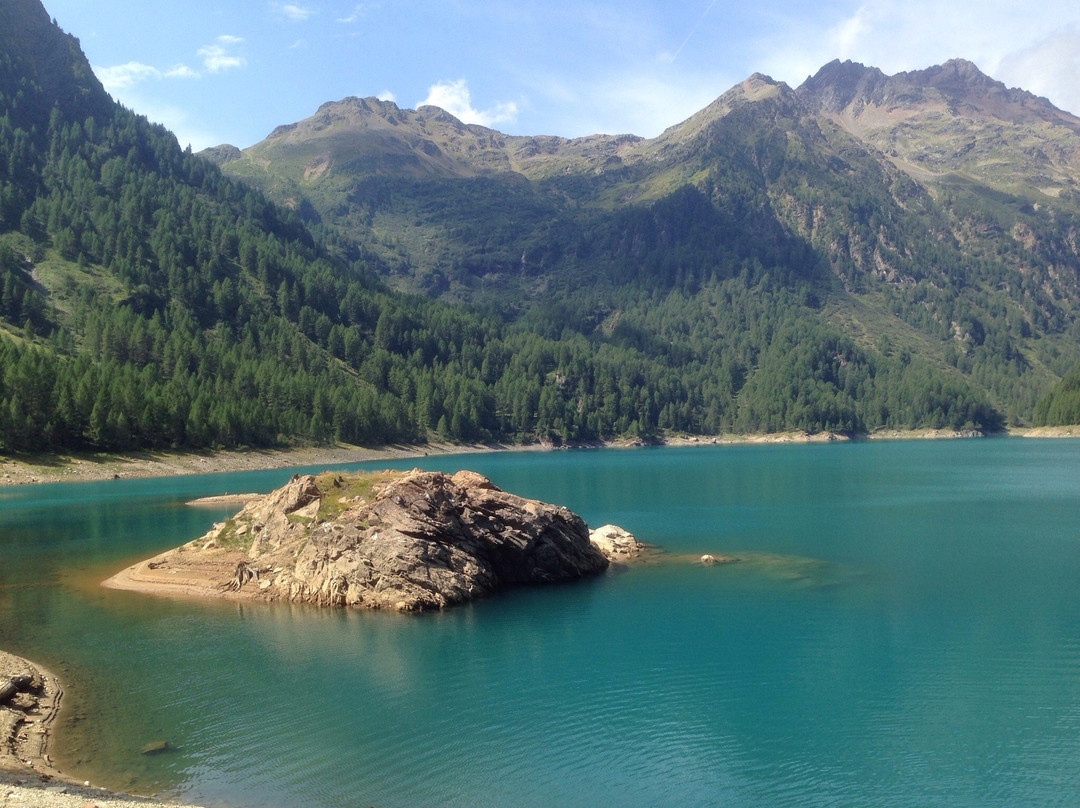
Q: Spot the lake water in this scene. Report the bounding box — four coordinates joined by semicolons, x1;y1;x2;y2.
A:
2;440;1080;807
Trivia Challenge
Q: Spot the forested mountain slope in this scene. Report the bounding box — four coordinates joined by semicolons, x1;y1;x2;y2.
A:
3;0;1078;458
212;59;1080;429
0;0;424;451
3;0;685;452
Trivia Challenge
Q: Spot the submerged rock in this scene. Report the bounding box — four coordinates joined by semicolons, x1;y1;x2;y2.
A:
115;470;612;611
700;554;736;565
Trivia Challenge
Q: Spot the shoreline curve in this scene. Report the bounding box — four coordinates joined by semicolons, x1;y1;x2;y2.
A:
0;649;209;807
5;427;1080;487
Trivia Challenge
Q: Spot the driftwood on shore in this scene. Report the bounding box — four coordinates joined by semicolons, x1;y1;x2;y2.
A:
223;561;262;591
0;650;63;781
0;675;32;704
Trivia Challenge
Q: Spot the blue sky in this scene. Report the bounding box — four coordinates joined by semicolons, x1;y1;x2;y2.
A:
42;0;1080;151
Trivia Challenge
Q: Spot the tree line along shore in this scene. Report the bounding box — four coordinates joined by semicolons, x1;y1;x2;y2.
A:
4;427;1080;487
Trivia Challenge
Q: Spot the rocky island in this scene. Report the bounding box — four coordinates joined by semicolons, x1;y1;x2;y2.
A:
105;469;643;610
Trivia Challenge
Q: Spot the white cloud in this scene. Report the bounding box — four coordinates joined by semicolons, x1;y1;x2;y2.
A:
138;101;222;152
418;79;518;127
198;36;247;73
164;64;199;80
96;61;200;94
828;6;870;61
377;90;396;103
96;44;242;96
337;3;375;24
557;72;725;138
751;0;1080;94
271;2;314;22
95;62;162;92
997;29;1080;115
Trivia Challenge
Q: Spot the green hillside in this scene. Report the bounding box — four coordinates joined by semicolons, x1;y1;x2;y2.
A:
210;63;1080;429
5;0;1080;458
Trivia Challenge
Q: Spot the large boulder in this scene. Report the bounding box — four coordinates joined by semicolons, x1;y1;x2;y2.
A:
589;524;645;562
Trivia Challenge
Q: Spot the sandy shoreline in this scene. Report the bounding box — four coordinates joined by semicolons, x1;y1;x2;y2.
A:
101;547;253;603
0;651;207;808
0;440;510;487
0;651;62;775
4;427;1078;488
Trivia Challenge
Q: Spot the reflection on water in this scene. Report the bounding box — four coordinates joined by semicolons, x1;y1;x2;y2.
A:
2;440;1080;807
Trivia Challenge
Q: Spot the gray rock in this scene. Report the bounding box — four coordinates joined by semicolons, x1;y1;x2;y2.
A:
589;524;645;561
194;470;610;611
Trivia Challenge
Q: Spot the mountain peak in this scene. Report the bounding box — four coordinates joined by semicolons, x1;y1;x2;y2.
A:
798;59;891;113
793;56;1080;198
939;57;984;74
265;95;405;139
645;72;795;158
803;58;877;86
314;95;400;115
798;57;1074;122
903;58;1004;98
704;71;790;113
799;57;1049;112
736;72;787;100
743;72;779;87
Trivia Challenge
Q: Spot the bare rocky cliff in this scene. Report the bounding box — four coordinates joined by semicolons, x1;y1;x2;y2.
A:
108;469;641;611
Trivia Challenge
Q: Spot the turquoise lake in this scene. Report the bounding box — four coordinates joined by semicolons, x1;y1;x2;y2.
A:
2;439;1080;807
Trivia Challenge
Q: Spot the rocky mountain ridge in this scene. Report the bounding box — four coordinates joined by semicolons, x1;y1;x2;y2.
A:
204;93;644;183
796;59;1080;196
209;58;1080;202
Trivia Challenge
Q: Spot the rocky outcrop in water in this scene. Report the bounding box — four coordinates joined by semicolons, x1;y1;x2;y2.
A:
117;469;618;611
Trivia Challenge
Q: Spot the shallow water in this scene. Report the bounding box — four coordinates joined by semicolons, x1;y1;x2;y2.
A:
2;440;1080;807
